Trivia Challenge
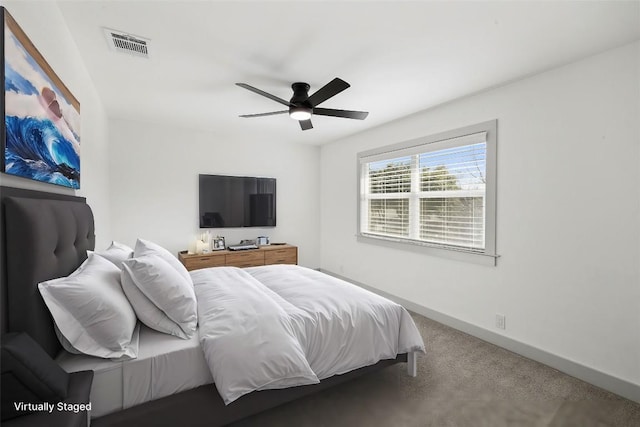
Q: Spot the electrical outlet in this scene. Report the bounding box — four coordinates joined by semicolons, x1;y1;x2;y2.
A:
495;314;506;330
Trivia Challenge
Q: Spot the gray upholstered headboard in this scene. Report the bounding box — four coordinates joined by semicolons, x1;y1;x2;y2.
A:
1;189;95;357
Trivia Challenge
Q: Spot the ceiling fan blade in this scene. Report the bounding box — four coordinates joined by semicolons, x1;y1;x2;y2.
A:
236;83;292;107
299;119;313;130
313;108;369;120
306;78;350;107
239;110;288;118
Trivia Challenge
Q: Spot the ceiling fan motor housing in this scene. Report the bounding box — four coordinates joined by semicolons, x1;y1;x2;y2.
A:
290;82;312;118
290;82;311;105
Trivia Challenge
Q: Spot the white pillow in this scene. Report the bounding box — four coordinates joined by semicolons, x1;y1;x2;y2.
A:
121;254;197;338
134;239;192;286
121;264;190;339
38;253;139;359
90;241;133;268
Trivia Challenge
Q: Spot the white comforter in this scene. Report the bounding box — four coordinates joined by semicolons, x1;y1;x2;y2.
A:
191;265;425;405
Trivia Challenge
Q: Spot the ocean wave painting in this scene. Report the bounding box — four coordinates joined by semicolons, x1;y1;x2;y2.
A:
2;8;81;189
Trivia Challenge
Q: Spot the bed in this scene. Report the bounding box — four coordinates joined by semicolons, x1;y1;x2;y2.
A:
0;186;424;427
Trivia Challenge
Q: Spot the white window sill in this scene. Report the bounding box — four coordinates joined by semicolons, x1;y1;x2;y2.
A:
357;233;499;266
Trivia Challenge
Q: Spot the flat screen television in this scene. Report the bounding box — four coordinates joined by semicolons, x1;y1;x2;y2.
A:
199;174;276;228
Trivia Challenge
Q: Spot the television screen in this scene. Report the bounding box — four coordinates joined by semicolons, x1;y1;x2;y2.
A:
199;174;276;228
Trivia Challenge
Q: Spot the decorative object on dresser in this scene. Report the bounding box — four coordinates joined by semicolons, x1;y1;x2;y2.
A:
1;7;81;189
227;243;259;251
179;244;298;271
211;236;225;251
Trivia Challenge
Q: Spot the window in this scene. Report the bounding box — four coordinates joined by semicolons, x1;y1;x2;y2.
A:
358;120;497;264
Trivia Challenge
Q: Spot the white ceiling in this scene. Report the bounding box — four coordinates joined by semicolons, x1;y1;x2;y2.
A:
57;0;640;145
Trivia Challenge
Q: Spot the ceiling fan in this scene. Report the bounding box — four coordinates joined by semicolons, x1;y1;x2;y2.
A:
235;77;368;131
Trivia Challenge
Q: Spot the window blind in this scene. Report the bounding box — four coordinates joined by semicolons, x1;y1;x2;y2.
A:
360;132;488;252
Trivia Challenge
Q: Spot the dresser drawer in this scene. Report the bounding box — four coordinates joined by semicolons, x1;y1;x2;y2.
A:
264;248;297;265
225;251;265;268
184;254;225;271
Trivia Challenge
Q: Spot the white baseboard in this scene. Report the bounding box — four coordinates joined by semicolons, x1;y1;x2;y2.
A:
319;269;640;404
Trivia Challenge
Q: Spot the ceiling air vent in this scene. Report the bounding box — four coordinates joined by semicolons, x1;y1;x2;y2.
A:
103;28;150;58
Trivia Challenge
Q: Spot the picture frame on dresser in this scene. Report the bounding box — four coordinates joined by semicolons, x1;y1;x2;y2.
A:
1;7;81;189
212;236;225;251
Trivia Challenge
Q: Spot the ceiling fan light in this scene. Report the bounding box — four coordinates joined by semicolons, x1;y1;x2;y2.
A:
289;107;312;121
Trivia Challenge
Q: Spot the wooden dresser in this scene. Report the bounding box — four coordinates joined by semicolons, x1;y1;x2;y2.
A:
178;244;297;271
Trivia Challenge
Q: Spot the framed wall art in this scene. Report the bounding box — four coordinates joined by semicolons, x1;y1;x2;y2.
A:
1;7;81;189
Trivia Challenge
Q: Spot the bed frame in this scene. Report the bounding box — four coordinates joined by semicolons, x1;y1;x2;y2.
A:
0;186;414;427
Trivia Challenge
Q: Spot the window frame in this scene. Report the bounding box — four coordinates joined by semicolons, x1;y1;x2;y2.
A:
357;120;498;266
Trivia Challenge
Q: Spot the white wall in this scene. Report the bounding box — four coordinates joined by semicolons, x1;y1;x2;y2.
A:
0;0;111;249
108;119;320;267
320;42;640;385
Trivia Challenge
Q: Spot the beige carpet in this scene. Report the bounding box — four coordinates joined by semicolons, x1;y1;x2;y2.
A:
230;312;640;427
